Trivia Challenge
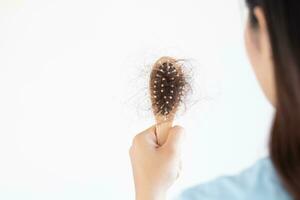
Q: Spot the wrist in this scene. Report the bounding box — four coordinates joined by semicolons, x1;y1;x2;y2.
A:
135;189;166;200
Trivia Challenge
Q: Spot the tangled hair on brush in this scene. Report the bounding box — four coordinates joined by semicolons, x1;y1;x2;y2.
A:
150;57;190;118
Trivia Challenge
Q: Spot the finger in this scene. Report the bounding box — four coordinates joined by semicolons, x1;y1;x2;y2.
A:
163;126;185;152
177;160;182;180
132;125;158;146
176;170;181;180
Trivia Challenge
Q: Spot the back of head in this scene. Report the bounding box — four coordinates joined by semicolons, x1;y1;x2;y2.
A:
246;0;300;199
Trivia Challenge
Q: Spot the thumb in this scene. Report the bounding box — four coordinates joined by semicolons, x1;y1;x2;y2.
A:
163;126;185;152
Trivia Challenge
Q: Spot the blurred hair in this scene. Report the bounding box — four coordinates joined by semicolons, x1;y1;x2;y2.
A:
246;0;300;199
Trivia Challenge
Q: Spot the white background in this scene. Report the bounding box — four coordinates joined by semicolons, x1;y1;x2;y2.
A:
0;0;274;199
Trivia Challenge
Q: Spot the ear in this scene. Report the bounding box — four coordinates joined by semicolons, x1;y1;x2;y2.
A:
254;7;272;57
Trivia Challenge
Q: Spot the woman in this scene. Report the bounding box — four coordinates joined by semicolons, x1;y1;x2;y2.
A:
130;0;300;199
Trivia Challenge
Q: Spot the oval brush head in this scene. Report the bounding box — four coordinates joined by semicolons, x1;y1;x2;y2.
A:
150;56;188;144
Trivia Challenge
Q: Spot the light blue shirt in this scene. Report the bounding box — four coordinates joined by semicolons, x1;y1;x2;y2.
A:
177;158;292;200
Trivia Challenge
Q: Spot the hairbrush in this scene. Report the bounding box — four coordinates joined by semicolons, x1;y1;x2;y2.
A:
150;56;188;145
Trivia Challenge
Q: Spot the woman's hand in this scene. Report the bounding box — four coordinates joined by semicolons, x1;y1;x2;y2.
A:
129;125;185;200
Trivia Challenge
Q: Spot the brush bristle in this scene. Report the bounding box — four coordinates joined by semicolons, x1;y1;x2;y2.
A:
150;57;187;117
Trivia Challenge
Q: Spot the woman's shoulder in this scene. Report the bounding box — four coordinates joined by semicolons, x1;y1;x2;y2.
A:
176;158;292;200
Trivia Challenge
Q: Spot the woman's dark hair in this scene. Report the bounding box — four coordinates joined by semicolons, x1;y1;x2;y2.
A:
246;0;300;199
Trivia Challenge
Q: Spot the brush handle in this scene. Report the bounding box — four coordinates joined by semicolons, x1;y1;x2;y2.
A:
155;121;173;146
